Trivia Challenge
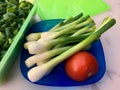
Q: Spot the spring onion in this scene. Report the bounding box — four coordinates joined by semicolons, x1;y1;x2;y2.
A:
26;34;89;54
25;46;71;68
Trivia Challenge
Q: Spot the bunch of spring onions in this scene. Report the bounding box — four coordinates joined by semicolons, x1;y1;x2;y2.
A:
24;13;116;82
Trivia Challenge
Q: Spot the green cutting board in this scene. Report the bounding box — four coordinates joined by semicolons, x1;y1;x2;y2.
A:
37;0;110;20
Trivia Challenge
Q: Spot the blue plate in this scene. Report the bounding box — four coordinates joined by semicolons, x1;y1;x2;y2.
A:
20;19;106;86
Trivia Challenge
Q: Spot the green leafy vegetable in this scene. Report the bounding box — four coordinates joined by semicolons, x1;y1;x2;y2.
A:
0;0;33;61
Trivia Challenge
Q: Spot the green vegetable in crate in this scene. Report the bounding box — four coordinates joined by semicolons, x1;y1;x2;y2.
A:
0;0;33;61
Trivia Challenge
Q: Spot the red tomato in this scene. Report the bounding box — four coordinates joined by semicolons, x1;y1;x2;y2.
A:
65;51;99;82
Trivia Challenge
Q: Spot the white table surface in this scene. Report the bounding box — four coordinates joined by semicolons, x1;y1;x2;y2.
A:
0;0;120;90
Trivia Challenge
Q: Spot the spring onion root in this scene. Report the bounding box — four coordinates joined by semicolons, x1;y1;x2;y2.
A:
26;33;41;41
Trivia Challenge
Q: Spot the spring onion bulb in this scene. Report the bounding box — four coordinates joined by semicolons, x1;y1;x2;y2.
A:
26;32;41;41
27;17;116;82
24;41;36;49
36;60;48;66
